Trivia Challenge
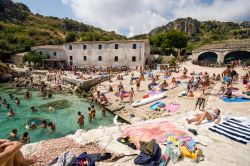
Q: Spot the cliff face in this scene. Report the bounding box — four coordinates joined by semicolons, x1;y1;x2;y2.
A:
149;17;200;36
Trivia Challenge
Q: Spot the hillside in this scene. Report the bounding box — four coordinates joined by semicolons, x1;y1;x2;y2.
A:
0;0;125;59
132;17;250;51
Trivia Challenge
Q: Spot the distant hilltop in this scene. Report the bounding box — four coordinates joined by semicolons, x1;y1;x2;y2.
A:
149;17;250;38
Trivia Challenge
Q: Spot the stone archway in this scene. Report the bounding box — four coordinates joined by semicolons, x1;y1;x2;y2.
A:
197;52;218;64
224;51;250;63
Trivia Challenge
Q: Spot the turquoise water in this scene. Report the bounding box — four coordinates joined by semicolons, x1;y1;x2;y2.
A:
0;84;114;143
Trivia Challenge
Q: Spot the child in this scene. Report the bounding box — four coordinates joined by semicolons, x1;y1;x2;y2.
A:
20;132;30;144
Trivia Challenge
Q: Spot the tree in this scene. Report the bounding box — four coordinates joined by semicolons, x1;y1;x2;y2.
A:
166;30;188;57
65;32;77;42
23;51;50;66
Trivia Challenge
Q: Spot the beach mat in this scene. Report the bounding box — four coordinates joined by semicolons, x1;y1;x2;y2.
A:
164;103;180;112
149;102;166;110
209;118;250;144
114;91;129;98
220;97;250;102
122;121;187;148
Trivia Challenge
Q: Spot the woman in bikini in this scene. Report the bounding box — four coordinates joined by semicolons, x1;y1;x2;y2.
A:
186;108;221;126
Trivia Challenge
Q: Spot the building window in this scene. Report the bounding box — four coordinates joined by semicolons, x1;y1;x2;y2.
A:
70;61;73;66
115;44;119;49
53;52;56;56
132;56;136;62
98;56;102;61
39;51;42;55
83;56;87;61
99;44;102;49
70;56;73;61
83;45;87;50
69;45;72;50
133;44;137;49
114;56;118;61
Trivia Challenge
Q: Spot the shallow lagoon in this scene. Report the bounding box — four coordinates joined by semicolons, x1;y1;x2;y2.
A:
0;84;114;143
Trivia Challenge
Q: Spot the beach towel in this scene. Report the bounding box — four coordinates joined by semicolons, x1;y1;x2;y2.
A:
209;118;250;144
220;97;250;102
114;91;129;98
150;102;166;110
164;103;180;112
122;121;187;148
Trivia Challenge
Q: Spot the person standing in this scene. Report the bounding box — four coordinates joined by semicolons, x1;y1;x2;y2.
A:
88;107;93;123
77;112;85;127
91;105;96;119
129;88;135;104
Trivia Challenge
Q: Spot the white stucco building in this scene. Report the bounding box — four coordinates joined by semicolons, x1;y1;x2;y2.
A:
31;40;150;69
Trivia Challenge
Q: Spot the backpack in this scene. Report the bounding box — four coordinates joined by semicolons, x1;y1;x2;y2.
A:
72;153;95;166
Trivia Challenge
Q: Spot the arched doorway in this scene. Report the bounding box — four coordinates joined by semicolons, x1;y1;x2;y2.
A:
224;51;250;63
197;52;218;64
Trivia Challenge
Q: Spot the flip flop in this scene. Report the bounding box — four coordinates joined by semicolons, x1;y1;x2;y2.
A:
188;128;198;136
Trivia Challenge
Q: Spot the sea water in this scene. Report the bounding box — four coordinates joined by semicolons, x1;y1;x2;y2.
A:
0;84;114;143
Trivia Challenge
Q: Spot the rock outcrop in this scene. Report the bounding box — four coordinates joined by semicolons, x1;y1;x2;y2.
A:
149;17;200;36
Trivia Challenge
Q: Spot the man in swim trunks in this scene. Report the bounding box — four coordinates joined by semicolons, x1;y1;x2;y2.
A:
88;107;93;123
91;105;96;119
186;108;221;126
77;112;85;127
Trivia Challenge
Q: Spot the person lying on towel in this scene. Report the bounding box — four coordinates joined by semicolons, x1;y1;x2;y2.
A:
186;108;221;126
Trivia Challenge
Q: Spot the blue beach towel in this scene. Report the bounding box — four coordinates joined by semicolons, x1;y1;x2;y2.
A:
150;102;166;110
221;97;250;102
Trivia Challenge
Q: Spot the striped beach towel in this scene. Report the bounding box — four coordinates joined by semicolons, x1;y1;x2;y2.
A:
209;118;250;144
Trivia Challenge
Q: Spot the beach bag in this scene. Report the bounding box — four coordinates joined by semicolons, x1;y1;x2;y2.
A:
72;153;95;166
164;142;181;163
47;151;76;166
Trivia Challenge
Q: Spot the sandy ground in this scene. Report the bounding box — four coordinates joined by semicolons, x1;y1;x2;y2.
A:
21;61;250;166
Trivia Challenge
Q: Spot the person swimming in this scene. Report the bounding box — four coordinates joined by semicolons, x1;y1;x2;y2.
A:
20;132;30;144
8;128;19;141
25;91;31;99
48;122;56;133
7;108;15;117
9;94;14;100
2;99;7;105
40;120;47;129
14;97;20;106
30;106;37;112
48;106;55;112
25;121;37;130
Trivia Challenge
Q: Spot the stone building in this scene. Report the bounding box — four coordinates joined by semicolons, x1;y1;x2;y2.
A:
192;39;250;64
31;40;150;69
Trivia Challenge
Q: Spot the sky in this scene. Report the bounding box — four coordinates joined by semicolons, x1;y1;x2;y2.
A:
14;0;250;37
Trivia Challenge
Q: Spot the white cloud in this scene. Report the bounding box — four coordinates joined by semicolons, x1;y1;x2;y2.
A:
61;0;250;37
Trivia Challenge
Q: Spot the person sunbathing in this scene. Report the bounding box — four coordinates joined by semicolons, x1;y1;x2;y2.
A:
186;108;221;126
0;139;36;166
